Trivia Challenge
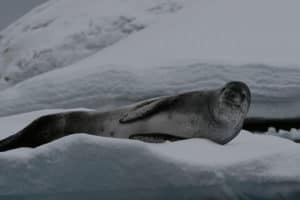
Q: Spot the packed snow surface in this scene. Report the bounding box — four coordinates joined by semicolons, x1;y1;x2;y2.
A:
0;0;300;118
0;110;300;200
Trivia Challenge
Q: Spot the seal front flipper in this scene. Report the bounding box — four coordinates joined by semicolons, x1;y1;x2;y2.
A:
119;96;177;123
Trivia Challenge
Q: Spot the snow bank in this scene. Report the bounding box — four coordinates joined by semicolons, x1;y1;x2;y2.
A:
0;0;190;89
0;0;300;118
0;110;300;199
1;63;300;119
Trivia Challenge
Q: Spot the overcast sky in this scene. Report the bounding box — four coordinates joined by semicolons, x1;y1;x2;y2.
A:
0;0;48;31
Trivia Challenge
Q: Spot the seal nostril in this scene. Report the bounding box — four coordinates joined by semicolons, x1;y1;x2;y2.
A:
228;91;236;99
231;92;235;98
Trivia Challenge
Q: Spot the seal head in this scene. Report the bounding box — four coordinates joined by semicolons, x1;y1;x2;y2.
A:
220;81;250;108
209;81;251;144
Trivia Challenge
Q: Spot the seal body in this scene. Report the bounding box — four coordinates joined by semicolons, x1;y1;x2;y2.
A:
0;81;251;151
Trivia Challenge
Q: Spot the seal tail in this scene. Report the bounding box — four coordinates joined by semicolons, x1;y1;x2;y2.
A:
0;132;24;152
0;114;68;152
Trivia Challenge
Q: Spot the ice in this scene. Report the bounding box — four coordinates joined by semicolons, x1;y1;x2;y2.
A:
265;127;300;142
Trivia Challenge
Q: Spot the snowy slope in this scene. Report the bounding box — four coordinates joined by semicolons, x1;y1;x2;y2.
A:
0;110;300;199
0;0;190;89
0;0;300;118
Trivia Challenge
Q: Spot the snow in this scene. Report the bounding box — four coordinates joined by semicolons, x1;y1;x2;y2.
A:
0;0;190;89
89;0;300;67
0;0;300;119
265;127;300;142
0;110;299;199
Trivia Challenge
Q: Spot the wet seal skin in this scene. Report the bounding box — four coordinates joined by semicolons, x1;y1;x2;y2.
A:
0;81;251;152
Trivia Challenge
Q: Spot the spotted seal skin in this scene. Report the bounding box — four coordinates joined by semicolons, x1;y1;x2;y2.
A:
0;81;251;152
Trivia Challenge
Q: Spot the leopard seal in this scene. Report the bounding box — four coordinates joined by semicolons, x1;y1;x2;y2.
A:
0;81;251;152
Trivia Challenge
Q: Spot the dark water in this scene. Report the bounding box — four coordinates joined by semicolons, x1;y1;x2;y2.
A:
1;184;299;200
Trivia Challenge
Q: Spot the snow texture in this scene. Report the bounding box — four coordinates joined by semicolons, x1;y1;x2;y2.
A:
0;0;300;119
0;110;299;199
0;0;189;89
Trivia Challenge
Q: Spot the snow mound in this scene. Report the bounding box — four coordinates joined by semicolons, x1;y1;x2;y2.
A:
0;0;300;118
0;132;299;199
0;0;189;89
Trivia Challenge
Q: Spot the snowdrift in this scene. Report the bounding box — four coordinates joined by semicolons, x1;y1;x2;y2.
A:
0;0;189;89
0;110;300;199
0;0;300;119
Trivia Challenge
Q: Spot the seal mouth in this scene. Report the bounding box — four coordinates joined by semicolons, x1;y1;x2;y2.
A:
129;133;185;143
221;88;245;108
223;99;242;108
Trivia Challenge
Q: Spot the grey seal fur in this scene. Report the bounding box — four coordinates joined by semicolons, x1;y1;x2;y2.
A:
0;81;251;152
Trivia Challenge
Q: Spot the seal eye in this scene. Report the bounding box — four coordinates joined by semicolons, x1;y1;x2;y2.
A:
240;90;249;102
240;93;246;102
220;87;226;94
